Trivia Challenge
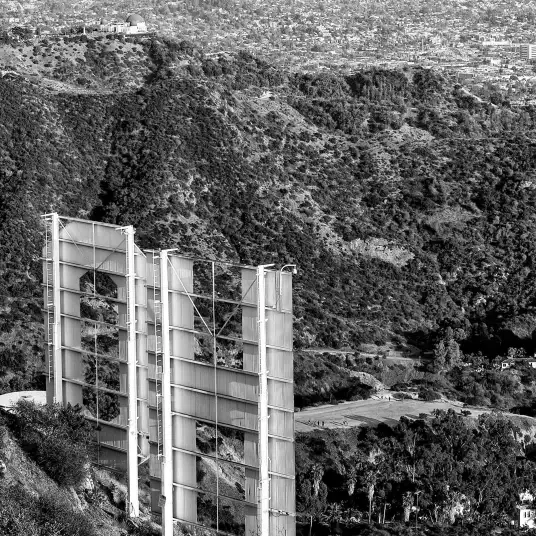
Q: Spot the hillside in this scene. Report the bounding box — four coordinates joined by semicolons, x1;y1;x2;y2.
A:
0;401;161;536
3;35;536;405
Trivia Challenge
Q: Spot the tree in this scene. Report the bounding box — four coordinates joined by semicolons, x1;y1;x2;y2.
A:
11;400;93;487
433;340;447;372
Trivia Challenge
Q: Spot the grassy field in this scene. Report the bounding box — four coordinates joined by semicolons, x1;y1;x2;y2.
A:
295;397;517;432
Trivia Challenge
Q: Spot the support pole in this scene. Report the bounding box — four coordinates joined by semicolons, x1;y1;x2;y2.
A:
160;250;173;536
50;213;62;404
257;265;270;536
125;226;139;517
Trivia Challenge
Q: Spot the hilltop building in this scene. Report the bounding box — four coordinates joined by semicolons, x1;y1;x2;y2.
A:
100;14;147;34
520;44;536;60
518;491;536;528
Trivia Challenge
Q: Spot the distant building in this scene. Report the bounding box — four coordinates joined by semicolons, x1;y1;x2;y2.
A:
100;14;147;35
520;44;536;60
518;491;536;528
501;357;536;370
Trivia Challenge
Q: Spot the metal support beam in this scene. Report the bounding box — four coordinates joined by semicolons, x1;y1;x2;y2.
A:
257;265;271;536
50;213;62;404
124;225;139;517
160;250;174;536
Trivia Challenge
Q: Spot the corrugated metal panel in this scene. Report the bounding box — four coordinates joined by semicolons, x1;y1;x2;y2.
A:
171;388;258;432
62;349;82;381
268;408;293;439
170;294;193;329
147;351;157;381
242;306;257;343
245;504;257;536
63;380;82;406
245;467;258;504
116;330;127;361
147;324;156;355
267;348;293;382
149;443;162;479
217;368;258;402
137;400;149;441
268;378;293;410
172;415;196;450
135;306;147;332
59;242;127;274
116;303;127;329
173;450;196;487
148;407;158;442
243;343;257;374
98;422;129;451
173;486;197;523
270;512;295;536
62;316;81;348
60;264;86;290
170;330;194;360
150;478;162;514
172;360;213;393
269;438;295;475
148;380;157;408
168;257;193;293
118;362;128;393
264;270;277;308
244;432;258;467
173;361;259;403
59;220;126;251
266;311;293;350
270;474;295;512
241;269;257;306
280;272;293;313
61;292;80;317
136;334;147;366
98;446;128;473
137;365;148;399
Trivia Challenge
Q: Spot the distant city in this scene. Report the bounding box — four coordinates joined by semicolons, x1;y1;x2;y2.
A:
3;0;536;103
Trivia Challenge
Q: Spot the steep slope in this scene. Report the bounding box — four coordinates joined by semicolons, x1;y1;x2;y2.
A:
2;36;536;402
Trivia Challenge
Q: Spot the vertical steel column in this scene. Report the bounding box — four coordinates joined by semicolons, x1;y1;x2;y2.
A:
125;226;139;517
50;213;62;404
160;250;173;536
257;265;270;536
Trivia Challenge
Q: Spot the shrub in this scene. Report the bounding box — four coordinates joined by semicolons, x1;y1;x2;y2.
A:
128;519;161;536
419;388;441;401
0;480;97;536
11;400;93;487
393;392;413;400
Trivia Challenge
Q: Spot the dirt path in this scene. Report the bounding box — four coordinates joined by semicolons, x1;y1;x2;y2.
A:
295;398;493;432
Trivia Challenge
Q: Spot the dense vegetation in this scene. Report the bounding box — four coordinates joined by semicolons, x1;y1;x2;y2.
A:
296;410;536;533
7;400;94;487
4;36;536;401
0;480;97;536
5;34;536;535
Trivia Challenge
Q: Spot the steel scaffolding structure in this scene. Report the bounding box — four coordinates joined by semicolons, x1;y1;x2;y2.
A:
42;214;295;536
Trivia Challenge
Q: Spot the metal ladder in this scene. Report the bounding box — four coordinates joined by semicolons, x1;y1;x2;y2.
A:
44;216;55;382
152;253;164;460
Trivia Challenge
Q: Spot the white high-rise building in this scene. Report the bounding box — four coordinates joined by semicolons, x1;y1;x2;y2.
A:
520;44;536;60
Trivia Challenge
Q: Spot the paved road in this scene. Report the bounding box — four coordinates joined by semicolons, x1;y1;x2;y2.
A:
295;398;492;432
